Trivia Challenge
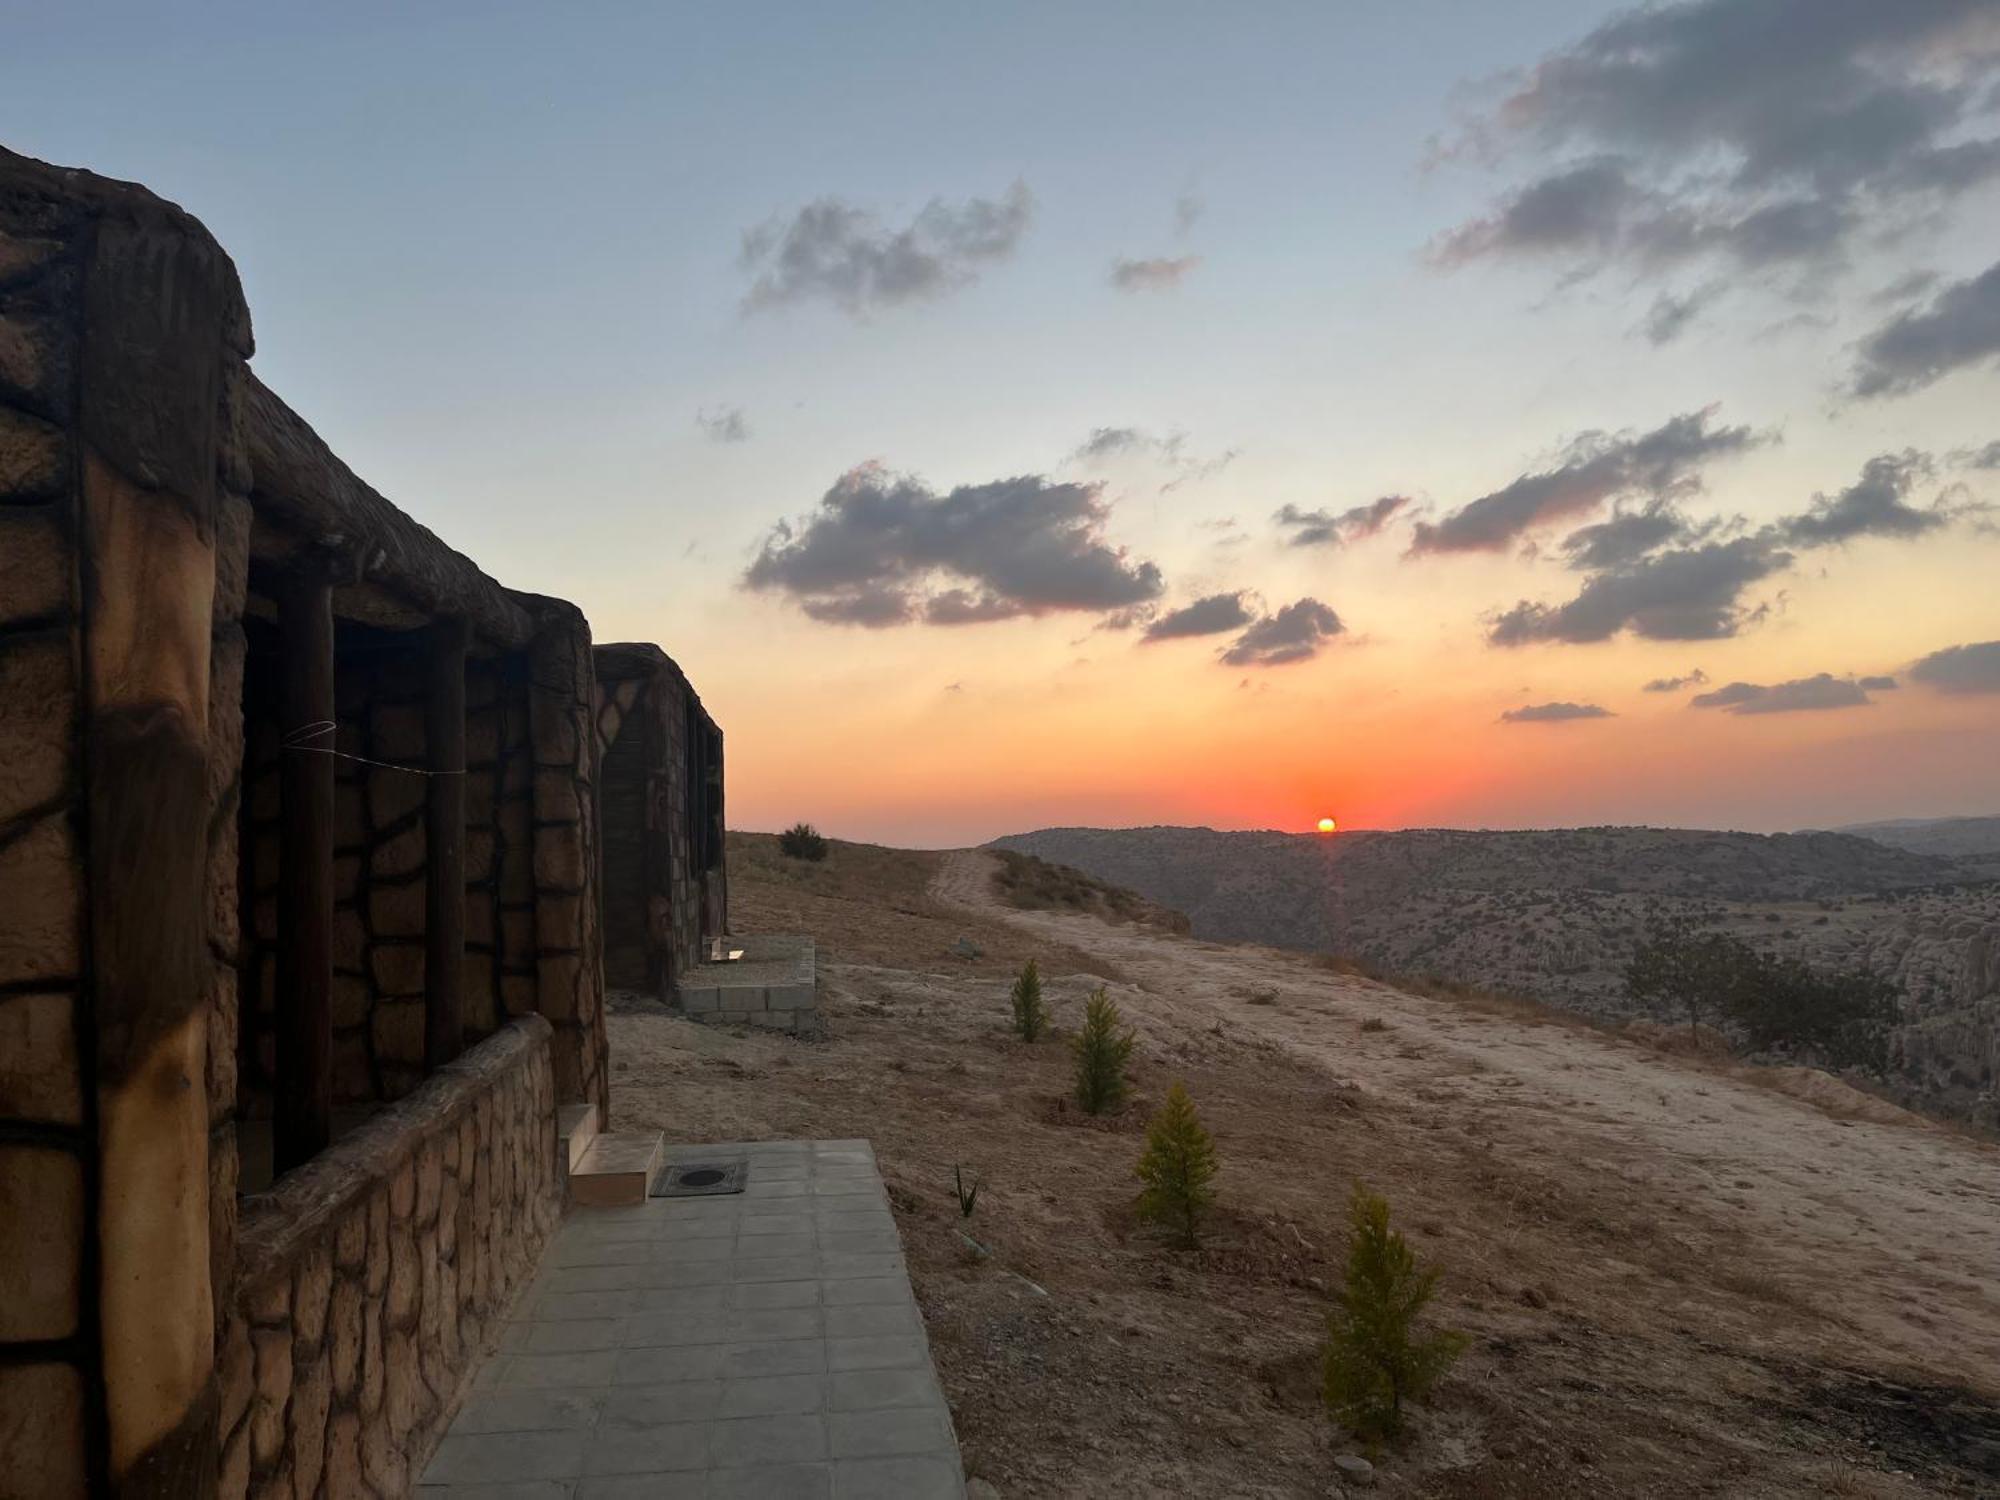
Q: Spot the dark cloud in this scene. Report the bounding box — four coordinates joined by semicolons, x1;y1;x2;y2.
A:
1142;592;1255;642
1489;534;1791;645
1776;451;1949;545
1220;598;1345;667
1500;701;1615;723
740;181;1033;316
1275;495;1413;548
1642;668;1709;692
745;462;1162;628
1638;284;1721;344
1954;440;2000;470
1690;673;1876;714
1071;426;1236;489
1909;639;2000;694
1871;270;1942;306
1560;502;1698;570
1410;408;1763;554
1857;674;1899;690
1433;2;2000;277
696;405;750;443
1109;255;1202;291
1850;260;2000;398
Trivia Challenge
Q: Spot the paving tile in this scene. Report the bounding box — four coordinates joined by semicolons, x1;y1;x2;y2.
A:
815;1255;905;1281
717;1373;827;1419
727;1308;822;1343
708;1464;832;1499
613;1345;730;1386
831;1454;961;1499
452;1388;602;1433
583;1420;709;1475
491;1352;622;1390
709;1414;828;1468
817;1279;908;1309
817;1233;900;1258
621;1311;735;1348
827;1408;953;1460
599;1381;725;1427
733;1233;814;1260
825;1336;929;1372
506;1319;626;1354
823;1305;920;1340
575;1477;709;1499
826;1369;943;1413
728;1280;819;1311
744;1180;808;1199
719;1339;826;1379
417;1484;574;1500
427;1429;589;1483
657;1237;738;1264
731;1255;819;1283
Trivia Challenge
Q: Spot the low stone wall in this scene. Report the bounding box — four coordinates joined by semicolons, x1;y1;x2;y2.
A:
216;1017;559;1500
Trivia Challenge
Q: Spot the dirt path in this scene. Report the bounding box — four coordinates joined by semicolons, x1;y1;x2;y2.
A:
934;850;2000;1392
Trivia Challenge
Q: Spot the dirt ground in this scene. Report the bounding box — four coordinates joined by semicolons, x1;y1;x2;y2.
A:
602;836;2000;1497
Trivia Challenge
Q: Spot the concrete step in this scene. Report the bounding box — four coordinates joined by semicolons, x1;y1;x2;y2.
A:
557;1102;600;1179
570;1130;664;1208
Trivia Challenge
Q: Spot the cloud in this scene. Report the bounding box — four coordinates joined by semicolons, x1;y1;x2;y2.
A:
1690;673;1877;714
1431;3;2000;279
1559;501;1699;570
1109;255;1203;291
1275;495;1413;548
1500;701;1614;723
1071;426;1236;490
1850;259;2000;398
1174;191;1205;236
1638;284;1721;344
739;181;1033;316
1857;675;1899;690
1953;440;2000;470
1909;639;2000;694
744;462;1162;628
696;405;750;443
1642;669;1709;692
1410;408;1763;554
1142;592;1255;642
1776;451;1952;545
1220;598;1345;667
1489;534;1791;645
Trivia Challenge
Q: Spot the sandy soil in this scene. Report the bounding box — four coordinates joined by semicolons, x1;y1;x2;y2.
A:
604;837;2000;1497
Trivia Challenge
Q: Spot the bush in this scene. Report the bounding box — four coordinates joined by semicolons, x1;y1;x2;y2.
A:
1322;1183;1466;1444
1135;1081;1218;1248
1010;959;1050;1042
1624;917;1758;1032
1071;987;1134;1115
778;822;828;861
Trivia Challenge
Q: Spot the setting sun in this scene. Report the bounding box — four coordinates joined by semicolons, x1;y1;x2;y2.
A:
1317;817;1338;834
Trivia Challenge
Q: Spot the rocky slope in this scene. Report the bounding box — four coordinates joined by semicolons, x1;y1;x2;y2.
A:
992;824;2000;1125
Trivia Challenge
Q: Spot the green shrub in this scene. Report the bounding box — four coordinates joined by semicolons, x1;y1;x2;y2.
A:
1322;1183;1466;1444
1624;917;1758;1032
953;1164;981;1219
1071;987;1134;1115
1009;959;1050;1041
1135;1081;1218;1248
777;822;828;861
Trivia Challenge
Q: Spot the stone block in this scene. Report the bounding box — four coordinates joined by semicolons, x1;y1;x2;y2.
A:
217;1413;249;1500
370;764;427;827
372;1000;425;1071
767;983;816;1012
249;1325;292;1466
501;972;537;1019
371;818;425;880
0;1361;85;1500
536;952;582;1023
533;823;585;892
0;308;61;409
328;1271;362;1402
218;1312;254;1439
372;942;425;998
466;893;495;947
293;1241;334;1352
287;1350;330;1499
384;1325;427;1437
371;701;425;764
533;767;581;825
0;1143;80;1340
359;1299;384;1417
535;890;584;951
0;405;63;500
0;504;67;625
365;1190;390;1297
334;781;366;848
369;879;426;939
332;1028;372;1104
680;986;720;1014
0;810;76;989
0;635;73;821
0;988;80;1124
322;1409;361;1500
467;826;496;884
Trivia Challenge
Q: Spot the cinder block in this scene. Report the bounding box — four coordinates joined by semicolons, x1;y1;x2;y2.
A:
766;984;814;1012
681;987;720;1014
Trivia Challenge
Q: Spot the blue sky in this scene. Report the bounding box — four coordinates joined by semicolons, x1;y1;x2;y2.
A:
9;2;1999;841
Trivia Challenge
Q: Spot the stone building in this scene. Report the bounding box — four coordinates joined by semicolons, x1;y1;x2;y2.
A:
0;148;724;1497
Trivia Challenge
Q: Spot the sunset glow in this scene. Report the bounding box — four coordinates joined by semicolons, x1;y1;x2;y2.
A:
1317;817;1338;834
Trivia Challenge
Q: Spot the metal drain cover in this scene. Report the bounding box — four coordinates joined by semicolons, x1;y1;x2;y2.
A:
652;1158;747;1197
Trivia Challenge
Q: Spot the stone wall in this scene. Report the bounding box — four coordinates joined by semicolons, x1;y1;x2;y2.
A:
216;1018;559;1500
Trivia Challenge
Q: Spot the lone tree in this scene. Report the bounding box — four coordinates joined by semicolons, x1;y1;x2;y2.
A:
1624;917;1757;1034
778;822;828;861
1135;1081;1219;1248
1071;987;1134;1115
1724;952;1900;1075
1322;1183;1467;1444
1009;959;1050;1042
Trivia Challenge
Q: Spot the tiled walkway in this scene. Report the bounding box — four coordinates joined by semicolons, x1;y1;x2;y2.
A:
420;1139;965;1499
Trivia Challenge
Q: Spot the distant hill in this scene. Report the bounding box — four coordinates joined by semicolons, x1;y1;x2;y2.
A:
990;823;2000;1121
1831;815;2000;876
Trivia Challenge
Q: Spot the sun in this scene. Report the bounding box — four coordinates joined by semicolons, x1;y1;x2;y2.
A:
1316;816;1338;834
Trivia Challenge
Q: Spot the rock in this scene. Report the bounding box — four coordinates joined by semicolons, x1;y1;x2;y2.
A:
1333;1453;1375;1486
951;936;984;960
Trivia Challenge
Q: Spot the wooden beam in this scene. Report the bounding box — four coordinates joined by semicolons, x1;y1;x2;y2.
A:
275;563;335;1173
425;616;468;1070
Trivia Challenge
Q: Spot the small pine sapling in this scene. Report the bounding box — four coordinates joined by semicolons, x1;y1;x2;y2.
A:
1321;1183;1467;1444
1010;959;1050;1041
1134;1080;1218;1248
778;822;829;861
1071;987;1134;1115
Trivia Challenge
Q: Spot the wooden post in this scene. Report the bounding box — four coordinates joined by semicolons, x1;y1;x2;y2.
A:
425;617;468;1070
275;563;335;1173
